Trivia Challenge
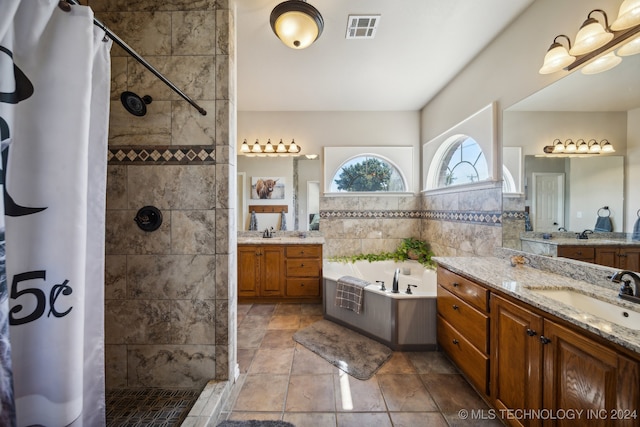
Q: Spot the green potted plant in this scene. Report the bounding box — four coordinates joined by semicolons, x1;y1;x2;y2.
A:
392;237;434;267
330;237;435;268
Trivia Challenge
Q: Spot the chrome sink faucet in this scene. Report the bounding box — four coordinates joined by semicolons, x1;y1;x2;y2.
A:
609;270;640;304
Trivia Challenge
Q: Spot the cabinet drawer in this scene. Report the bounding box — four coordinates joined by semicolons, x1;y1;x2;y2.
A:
286;279;320;296
286;259;321;277
438;315;489;395
285;245;322;258
557;246;594;260
437;285;489;354
438;268;489;312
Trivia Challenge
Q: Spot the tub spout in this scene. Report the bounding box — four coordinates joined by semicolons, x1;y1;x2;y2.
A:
392;268;400;293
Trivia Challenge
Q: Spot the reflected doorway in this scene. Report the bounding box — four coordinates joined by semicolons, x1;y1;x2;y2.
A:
531;172;564;232
307;181;320;231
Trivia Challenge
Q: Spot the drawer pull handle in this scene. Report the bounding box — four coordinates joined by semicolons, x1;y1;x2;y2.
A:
300;263;304;267
452;339;459;345
540;336;551;345
452;304;459;310
452;282;459;288
526;328;537;337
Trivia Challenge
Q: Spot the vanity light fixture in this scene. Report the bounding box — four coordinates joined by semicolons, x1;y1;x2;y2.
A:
581;51;622;74
539;2;640;75
569;9;613;56
543;138;615;155
611;0;640;30
577;138;589;153
239;138;302;157
539;35;575;74
270;0;324;49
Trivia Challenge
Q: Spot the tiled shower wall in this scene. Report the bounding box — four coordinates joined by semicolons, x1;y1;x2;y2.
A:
92;0;236;390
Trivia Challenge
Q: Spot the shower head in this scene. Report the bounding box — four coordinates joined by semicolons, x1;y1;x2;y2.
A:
120;91;152;117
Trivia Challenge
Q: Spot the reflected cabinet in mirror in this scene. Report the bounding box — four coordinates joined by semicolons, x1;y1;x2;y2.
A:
502;52;640;252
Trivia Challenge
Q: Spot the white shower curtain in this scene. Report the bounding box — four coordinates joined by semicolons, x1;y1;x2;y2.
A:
0;1;110;426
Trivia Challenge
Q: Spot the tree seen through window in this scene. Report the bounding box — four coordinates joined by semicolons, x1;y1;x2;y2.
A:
331;156;405;192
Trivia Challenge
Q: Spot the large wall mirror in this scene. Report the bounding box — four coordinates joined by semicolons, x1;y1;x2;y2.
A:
237;156;321;232
502;52;640;248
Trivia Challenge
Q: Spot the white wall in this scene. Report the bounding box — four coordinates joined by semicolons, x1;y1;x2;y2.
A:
568;157;624;232
420;0;624;154
628;108;640;233
504;111;628;157
421;0;639;233
238;111;421;192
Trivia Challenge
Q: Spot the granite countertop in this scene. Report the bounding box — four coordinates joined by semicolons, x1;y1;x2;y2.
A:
520;236;640;246
434;256;640;354
238;236;325;245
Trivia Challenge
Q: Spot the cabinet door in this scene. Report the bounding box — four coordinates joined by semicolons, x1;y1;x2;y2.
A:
557;246;595;263
261;246;284;296
238;246;259;297
542;320;640;427
491;295;543;427
595;246;619;268
620;247;640;272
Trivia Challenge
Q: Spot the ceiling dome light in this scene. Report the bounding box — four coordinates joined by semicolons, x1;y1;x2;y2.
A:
569;10;614;56
581;51;622;74
611;0;640;30
539;35;576;74
270;0;324;49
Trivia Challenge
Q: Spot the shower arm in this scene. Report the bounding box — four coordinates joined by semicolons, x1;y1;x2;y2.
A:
65;0;207;116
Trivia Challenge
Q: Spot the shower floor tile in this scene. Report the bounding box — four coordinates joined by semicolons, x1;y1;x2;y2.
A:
106;388;199;427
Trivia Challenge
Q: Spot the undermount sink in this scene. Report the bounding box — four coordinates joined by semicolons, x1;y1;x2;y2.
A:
531;289;640;330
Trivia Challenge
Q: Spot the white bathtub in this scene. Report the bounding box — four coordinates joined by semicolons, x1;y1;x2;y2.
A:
323;260;437;350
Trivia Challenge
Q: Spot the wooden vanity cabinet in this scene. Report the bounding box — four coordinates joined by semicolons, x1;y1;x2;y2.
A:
237;245;285;298
542;320;639;427
556;244;640;270
491;294;640;427
238;243;322;303
556;246;595;264
595;246;640;271
437;268;490;395
491;295;543;427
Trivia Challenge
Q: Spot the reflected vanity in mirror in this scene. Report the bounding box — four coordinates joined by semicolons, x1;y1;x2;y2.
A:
502;52;640;262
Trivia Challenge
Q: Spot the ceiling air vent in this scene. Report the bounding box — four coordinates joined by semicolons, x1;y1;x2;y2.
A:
345;15;380;39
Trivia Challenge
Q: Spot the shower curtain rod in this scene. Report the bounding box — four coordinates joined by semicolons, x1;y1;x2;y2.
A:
65;0;207;116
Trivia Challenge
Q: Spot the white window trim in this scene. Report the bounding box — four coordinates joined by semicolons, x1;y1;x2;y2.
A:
324;146;414;194
422;102;499;192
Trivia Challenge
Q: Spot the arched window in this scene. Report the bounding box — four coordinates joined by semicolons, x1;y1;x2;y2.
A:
330;155;407;192
427;135;489;190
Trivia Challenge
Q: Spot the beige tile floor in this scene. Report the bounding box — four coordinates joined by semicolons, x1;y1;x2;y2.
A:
216;303;503;427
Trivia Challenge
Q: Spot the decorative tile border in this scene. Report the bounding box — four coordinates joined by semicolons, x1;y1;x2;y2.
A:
423;210;502;226
320;210;422;219
320;209;502;226
503;210;528;219
108;146;215;165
